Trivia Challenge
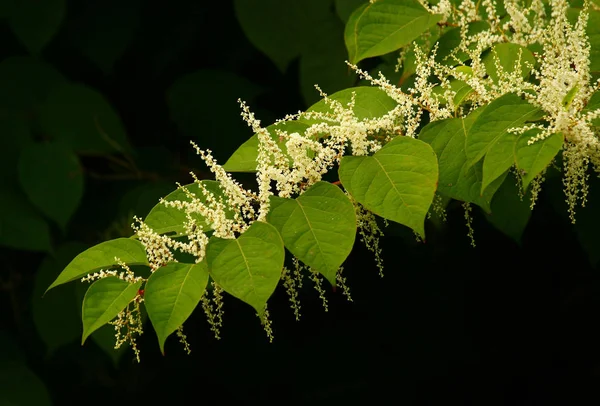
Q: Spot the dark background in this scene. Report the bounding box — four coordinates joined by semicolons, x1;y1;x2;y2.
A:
1;0;600;404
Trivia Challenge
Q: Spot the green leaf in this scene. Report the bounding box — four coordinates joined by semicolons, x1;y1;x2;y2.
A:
515;130;564;191
143;180;228;237
418;110;506;212
223;121;310;173
485;173;532;245
46;238;148;292
66;0;140;74
38;83;132;154
18;142;84;230
206;221;285;314
145;262;209;354
0;362;52;406
339;136;438;238
32;242;89;356
0;117;32;184
7;0;65;54
234;0;335;72
344;0;442;64
466;93;541;168
0;56;66;112
0;187;52;252
81;277;142;344
74;282;136;367
267;181;356;285
482;43;536;83
304;86;398;122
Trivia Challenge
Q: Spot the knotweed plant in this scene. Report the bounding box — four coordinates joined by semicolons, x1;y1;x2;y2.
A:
46;0;600;361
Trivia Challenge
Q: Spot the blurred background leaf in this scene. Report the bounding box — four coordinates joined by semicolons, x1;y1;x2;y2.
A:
18;142;84;230
5;0;65;54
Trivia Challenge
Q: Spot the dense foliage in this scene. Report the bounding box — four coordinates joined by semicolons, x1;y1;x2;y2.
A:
4;0;600;403
45;0;600;356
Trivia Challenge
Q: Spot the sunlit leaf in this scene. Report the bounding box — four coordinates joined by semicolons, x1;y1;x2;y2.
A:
46;238;148;292
339;136;438;238
345;0;442;64
81;277;142;344
267;181;356;286
145;262;209;353
206;221;284;314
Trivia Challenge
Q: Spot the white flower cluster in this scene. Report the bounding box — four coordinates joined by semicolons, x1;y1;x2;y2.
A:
105;0;600;353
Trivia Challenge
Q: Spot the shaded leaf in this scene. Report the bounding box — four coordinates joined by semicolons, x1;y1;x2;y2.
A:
485;173;532;245
0;117;32;184
167;69;263;162
32;242;89;356
339;136;438;238
82;277;142;344
267;181;356;285
39;83;132;154
67;0;141;74
0;56;65;112
206;221;284;314
46;238;148;292
0;187;52;252
234;0;334;72
7;0;65;54
418;110;506;212
0;362;52;406
18;142;84;230
145;262;209;354
299;16;356;105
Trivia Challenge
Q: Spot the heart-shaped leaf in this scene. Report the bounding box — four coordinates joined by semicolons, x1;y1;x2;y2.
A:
145;262;209;354
267;181;356;285
81;277;142;344
206;221;284;314
345;0;442;64
418;110;506;212
339;136;438;238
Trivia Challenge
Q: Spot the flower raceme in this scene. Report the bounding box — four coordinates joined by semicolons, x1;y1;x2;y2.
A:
46;0;600;361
